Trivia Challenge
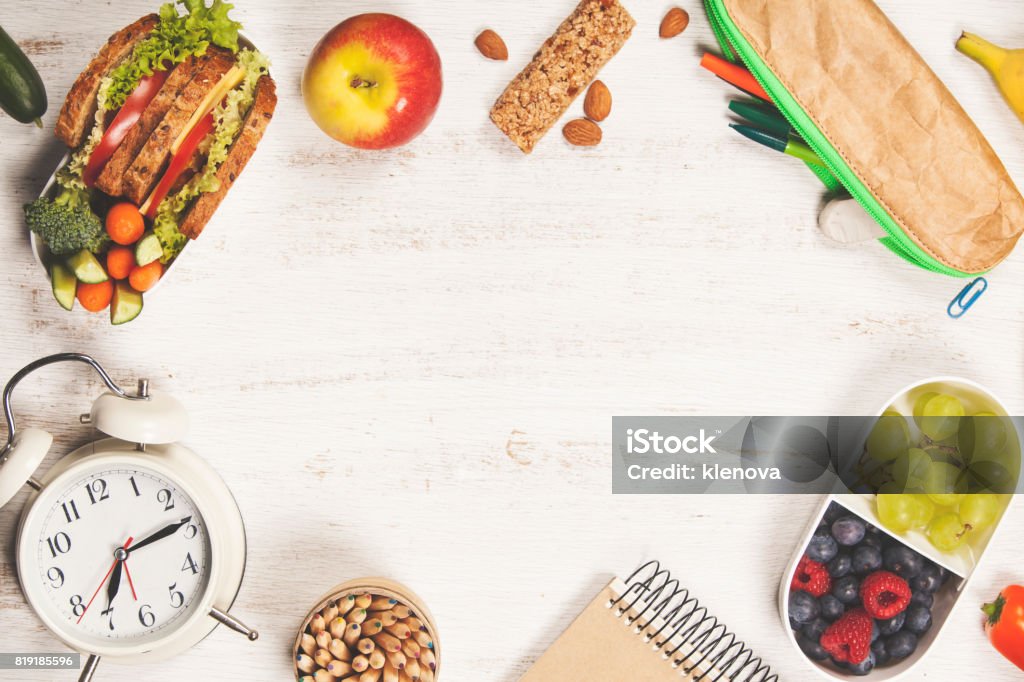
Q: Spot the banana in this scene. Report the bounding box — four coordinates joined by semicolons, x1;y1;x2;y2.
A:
956;32;1024;124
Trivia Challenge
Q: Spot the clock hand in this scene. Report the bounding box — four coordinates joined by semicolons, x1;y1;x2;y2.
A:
76;537;133;625
126;516;192;555
123;557;138;601
105;557;123;609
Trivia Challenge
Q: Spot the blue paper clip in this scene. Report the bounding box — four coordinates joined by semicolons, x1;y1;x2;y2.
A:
948;277;988;319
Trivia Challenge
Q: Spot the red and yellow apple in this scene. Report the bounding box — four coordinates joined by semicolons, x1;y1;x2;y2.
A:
302;14;443;150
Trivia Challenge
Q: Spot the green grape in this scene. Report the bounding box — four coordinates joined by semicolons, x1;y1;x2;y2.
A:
925;461;967;505
927;512;969;552
866;411;910;462
877;494;917;533
909;494;936;529
913;391;939;427
892;448;931;491
958;493;1002;532
918;393;965;442
958;412;1008;466
959;461;1017;495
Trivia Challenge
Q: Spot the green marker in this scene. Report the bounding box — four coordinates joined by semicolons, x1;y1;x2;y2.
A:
729;124;822;166
728;99;793;138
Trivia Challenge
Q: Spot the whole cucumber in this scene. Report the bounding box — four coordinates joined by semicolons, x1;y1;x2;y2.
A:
0;25;47;126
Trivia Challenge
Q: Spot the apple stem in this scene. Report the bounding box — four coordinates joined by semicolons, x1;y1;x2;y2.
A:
350;76;377;89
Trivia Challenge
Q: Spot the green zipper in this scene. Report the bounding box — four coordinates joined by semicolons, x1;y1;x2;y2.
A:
705;0;974;277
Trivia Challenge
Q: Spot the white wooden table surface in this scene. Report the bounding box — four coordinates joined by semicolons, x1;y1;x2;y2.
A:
2;0;1023;680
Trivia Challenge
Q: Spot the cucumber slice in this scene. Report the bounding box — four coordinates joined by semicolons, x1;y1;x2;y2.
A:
66;249;108;284
135;232;163;267
50;262;77;311
110;282;143;325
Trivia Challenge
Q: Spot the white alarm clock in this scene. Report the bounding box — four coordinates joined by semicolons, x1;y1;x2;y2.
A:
0;353;257;682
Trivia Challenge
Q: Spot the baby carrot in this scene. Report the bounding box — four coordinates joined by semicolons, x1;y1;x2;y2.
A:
106;246;135;280
128;261;163;292
106;203;145;246
77;279;113;312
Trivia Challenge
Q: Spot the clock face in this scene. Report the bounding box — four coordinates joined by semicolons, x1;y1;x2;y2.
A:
28;464;212;647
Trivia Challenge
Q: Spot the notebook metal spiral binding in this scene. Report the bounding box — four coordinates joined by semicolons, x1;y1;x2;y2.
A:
609;561;777;682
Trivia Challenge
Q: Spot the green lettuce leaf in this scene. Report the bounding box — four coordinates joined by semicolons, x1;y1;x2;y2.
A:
105;0;242;110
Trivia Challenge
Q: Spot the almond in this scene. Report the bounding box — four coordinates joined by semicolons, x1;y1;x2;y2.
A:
475;29;508;61
600;0;614;7
563;118;603;147
660;7;690;39
584;80;612;122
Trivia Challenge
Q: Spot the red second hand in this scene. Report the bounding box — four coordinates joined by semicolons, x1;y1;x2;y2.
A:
123;556;138;601
76;537;134;624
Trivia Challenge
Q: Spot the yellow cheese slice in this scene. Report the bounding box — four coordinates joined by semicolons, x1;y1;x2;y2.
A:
170;65;244;156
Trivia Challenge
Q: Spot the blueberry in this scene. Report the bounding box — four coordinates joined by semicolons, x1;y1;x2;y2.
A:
871;621;880;643
877;611;905;635
852;545;882;574
802;617;829;643
910;590;934;609
910;563;943;593
832;516;867;546
807;528;839;563
798;635;830;661
789;614;802;631
819;594;845;621
845;651;876;676
883;545;924;579
886;631;918;659
833;575;861;605
871;638;891;666
823;502;845;525
903;606;932;635
790;590;820;624
827;552;852;578
859;532;883;550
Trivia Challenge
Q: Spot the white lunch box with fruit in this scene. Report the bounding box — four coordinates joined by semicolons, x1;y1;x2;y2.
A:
780;377;1019;679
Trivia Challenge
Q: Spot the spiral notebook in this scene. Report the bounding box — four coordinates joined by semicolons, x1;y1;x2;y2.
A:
519;561;777;682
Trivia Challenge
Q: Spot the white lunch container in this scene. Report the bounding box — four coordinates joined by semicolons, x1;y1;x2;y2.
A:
779;377;1019;680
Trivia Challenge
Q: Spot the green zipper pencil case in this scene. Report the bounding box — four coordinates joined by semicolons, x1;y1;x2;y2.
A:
706;0;1024;276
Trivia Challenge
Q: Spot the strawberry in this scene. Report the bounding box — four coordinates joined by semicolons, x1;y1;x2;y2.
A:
820;607;873;664
860;570;911;619
791;555;832;598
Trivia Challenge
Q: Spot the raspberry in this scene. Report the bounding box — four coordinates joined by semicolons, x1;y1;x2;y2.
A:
860;570;911;619
791;555;832;597
820;607;873;664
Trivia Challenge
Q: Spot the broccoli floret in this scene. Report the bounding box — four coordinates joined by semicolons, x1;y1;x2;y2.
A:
25;188;108;256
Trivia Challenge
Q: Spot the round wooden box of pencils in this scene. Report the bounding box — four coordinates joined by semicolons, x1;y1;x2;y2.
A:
293;578;440;682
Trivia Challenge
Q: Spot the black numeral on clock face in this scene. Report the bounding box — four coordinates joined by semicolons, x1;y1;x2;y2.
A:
46;532;71;558
129;475;141;497
100;605;115;631
85;479;109;504
181;552;198;575
157;488;175;511
168;583;185;608
61;500;80;523
47;567;64;588
69;594;84;617
138;604;155;627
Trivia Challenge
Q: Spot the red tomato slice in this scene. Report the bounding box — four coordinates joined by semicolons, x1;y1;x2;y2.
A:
83;68;171;187
142;112;215;219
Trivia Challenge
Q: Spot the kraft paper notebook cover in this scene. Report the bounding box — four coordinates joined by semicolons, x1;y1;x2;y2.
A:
519;562;776;682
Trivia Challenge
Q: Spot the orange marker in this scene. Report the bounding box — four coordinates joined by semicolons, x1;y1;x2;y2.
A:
700;53;770;102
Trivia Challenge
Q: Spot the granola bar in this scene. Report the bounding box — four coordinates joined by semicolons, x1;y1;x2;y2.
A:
490;0;635;153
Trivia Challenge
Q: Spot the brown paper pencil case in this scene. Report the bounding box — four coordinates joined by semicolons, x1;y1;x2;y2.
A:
706;0;1024;276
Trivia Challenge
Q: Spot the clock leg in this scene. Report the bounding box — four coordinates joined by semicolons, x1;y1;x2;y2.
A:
209;607;259;641
78;654;100;682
